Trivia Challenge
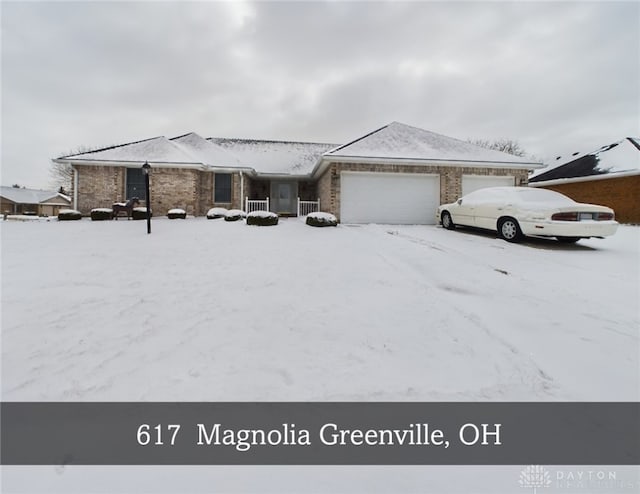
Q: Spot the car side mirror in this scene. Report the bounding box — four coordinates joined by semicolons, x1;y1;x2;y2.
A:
457;199;462;205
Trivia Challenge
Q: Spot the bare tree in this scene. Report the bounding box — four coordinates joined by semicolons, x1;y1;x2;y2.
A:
49;160;74;193
468;138;528;157
49;144;111;194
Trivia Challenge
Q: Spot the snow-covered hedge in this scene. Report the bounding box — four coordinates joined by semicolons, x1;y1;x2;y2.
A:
167;208;187;219
224;209;246;222
306;212;338;227
132;207;152;220
246;210;278;226
206;207;228;219
58;209;82;221
90;208;113;221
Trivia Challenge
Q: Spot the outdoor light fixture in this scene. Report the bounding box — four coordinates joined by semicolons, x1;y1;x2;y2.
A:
142;161;151;234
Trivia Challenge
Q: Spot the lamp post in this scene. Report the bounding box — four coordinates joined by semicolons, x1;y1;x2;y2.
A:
142;161;151;234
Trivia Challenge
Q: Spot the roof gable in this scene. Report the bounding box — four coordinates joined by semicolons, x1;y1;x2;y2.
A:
170;133;244;168
61;136;200;165
324;122;537;166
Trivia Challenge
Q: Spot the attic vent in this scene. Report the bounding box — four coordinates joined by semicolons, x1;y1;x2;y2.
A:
601;143;619;152
555;156;562;160
572;152;580;156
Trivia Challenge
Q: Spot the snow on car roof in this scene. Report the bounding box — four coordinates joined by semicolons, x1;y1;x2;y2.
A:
464;186;575;205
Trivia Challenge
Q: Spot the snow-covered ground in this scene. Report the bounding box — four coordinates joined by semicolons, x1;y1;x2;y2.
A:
1;217;638;492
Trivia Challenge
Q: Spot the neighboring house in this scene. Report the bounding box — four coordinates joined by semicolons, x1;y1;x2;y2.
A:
529;138;640;224
0;186;71;216
53;122;541;224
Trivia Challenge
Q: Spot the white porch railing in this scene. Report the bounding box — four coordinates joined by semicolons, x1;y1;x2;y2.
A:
297;198;320;217
245;197;269;213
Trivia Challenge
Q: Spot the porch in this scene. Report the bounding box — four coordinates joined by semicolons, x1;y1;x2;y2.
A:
244;178;320;216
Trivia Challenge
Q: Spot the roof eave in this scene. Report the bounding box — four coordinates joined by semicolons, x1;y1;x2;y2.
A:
528;170;640;187
315;154;541;172
58;158;207;170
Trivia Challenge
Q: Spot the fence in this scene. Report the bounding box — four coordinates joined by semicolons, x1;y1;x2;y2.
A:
245;197;269;213
297;198;320;217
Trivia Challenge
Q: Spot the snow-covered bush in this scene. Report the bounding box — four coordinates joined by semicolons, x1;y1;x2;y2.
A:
90;208;113;221
167;208;187;219
132;207;152;220
58;209;82;221
224;209;246;222
246;210;278;226
306;212;338;227
206;207;228;219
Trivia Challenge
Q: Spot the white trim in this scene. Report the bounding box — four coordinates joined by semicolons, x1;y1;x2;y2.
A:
529;170;640;187
311;156;540;179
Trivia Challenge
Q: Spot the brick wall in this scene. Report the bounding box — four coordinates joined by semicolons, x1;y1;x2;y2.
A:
75;165;246;216
538;175;640;224
317;162;528;220
75;165;124;213
147;168;200;216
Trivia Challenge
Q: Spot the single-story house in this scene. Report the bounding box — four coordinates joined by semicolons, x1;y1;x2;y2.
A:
53;122;542;224
529;137;640;224
0;186;71;216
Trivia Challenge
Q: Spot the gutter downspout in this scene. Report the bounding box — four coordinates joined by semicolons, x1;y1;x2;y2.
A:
72;165;79;210
240;170;244;211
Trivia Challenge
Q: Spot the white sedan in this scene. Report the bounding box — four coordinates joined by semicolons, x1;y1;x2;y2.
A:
436;187;618;243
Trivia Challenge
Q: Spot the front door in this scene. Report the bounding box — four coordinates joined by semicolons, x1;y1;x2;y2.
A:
270;181;298;215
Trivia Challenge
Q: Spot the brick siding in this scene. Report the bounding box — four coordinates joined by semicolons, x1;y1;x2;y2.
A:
538;175;640;224
75;165;243;216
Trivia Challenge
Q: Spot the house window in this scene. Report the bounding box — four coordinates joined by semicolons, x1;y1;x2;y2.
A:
126;168;146;200
215;173;232;203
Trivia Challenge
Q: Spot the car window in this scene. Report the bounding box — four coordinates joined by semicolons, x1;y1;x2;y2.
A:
512;188;575;205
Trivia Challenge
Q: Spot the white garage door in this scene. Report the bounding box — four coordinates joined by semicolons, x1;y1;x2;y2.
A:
462;175;515;196
340;172;440;224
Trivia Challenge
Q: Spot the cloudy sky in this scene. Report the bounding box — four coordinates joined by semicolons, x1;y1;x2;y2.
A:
2;0;638;189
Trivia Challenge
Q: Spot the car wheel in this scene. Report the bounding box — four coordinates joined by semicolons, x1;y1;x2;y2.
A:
556;236;580;243
498;218;523;242
441;211;455;230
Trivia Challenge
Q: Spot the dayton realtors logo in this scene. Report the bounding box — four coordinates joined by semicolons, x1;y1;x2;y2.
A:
519;465;551;493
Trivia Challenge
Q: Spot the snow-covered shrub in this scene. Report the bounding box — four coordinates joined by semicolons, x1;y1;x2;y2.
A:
58;209;82;221
206;207;228;219
90;208;113;221
167;208;187;219
224;209;246;222
246;210;278;226
132;207;152;220
306;212;338;227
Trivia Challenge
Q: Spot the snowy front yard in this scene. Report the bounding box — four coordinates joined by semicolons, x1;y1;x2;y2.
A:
2;218;638;401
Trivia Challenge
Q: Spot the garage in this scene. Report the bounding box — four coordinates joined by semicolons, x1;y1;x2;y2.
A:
340;172;440;224
461;175;515;196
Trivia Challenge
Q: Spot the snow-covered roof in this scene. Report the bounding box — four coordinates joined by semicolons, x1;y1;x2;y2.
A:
170;133;244;168
60;136;200;166
530;137;640;182
323;122;540;167
209;138;337;175
0;186;70;205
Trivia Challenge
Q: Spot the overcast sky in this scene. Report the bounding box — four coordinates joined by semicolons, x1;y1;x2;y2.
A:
2;0;638;189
